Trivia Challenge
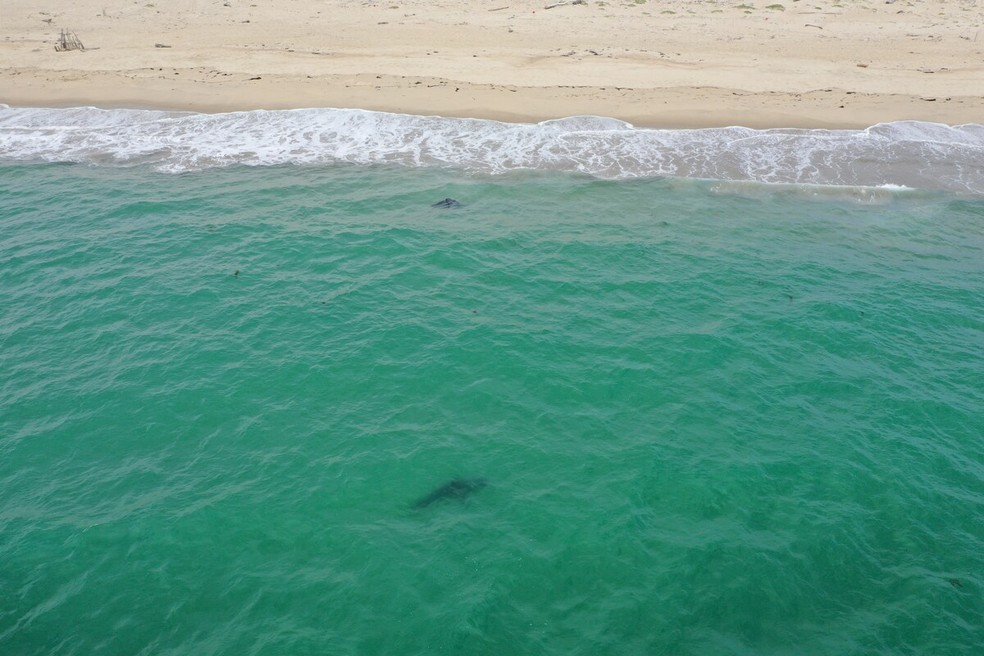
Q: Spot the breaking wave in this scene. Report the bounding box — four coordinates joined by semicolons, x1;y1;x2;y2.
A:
1;105;983;193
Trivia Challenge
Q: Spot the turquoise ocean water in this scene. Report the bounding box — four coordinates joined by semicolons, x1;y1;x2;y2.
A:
1;108;983;655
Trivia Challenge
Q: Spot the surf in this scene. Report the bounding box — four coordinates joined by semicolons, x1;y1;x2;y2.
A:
2;105;983;194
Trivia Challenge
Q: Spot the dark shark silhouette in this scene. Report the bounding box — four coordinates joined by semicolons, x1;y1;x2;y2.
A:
412;478;487;509
431;198;461;209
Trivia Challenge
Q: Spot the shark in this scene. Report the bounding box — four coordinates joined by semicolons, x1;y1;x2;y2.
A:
412;478;488;509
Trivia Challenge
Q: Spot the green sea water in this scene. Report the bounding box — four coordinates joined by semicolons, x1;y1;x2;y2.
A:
1;163;982;655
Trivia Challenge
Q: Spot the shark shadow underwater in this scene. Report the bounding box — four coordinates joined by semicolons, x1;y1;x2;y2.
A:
412;478;488;510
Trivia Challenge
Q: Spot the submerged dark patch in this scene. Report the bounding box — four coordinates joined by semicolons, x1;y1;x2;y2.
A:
412;478;487;509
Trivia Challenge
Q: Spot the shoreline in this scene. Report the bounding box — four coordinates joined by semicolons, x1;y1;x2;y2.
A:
3;79;981;131
2;0;983;129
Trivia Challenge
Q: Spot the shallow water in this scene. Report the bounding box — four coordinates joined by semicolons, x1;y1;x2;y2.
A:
1;140;983;655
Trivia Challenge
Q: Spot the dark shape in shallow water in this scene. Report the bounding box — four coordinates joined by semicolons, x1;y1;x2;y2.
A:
432;197;461;209
413;478;487;509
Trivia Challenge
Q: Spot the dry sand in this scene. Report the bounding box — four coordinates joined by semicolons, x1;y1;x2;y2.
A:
1;0;982;128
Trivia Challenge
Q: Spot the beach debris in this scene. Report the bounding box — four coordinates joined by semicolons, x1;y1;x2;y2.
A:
488;5;510;11
432;198;461;209
804;23;823;29
54;29;85;52
545;0;587;8
155;43;172;48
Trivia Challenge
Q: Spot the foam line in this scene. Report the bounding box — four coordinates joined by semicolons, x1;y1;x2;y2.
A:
1;106;982;193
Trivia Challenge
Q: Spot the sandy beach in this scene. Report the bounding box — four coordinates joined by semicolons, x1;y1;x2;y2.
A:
1;0;982;128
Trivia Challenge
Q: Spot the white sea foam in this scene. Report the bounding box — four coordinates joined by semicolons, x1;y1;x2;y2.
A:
1;105;983;194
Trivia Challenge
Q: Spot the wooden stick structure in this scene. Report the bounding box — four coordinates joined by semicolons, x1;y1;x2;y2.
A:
55;29;85;52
